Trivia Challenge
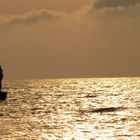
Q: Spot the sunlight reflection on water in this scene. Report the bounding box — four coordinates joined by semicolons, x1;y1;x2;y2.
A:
0;78;140;140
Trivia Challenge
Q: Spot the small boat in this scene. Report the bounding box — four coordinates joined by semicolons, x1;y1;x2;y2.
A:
0;91;8;100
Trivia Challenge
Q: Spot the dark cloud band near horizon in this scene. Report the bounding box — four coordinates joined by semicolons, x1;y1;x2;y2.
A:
93;0;140;9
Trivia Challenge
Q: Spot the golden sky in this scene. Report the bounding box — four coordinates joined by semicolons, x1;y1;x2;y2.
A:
0;0;140;79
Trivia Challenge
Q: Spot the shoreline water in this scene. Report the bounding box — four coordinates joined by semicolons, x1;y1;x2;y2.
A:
1;78;140;139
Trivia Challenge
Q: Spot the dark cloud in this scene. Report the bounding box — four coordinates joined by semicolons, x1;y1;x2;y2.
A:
0;0;140;28
93;0;140;9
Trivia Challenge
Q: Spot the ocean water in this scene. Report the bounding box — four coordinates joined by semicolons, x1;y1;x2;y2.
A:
0;78;140;140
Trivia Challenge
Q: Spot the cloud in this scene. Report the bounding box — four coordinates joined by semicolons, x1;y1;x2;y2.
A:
0;9;66;27
93;0;140;9
0;0;140;28
78;0;140;18
69;0;140;20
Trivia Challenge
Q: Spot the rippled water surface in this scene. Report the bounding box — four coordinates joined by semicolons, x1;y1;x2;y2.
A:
0;78;140;140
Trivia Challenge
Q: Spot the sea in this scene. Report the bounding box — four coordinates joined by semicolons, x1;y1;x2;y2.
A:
0;78;140;140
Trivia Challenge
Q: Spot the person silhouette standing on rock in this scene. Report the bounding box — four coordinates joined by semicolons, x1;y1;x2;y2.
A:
0;65;3;91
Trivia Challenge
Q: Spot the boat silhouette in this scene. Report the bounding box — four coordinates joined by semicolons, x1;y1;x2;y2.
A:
0;91;8;100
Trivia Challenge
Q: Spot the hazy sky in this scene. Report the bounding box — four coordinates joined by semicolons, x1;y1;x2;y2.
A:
0;0;140;79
